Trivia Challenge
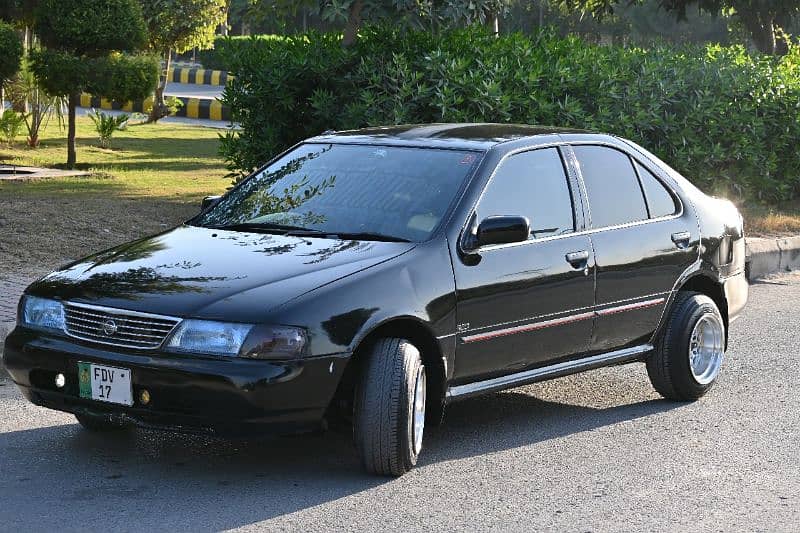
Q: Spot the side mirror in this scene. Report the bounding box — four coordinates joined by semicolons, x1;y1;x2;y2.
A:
475;215;530;248
201;195;222;211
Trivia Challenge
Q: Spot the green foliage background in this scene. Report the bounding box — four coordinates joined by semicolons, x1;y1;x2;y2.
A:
31;50;159;103
197;34;286;70
219;27;800;201
0;20;22;81
36;0;148;55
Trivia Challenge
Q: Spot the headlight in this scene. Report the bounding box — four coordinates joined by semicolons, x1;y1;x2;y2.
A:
166;320;307;359
166;319;253;356
20;296;65;331
239;324;308;360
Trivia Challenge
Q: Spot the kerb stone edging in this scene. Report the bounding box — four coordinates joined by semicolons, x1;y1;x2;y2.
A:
746;236;800;280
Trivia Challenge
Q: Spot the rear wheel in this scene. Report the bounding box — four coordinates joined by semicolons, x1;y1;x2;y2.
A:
647;291;726;401
75;413;128;431
353;338;426;477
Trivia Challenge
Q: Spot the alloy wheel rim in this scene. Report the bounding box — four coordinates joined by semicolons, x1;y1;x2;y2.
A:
689;314;725;385
412;365;426;455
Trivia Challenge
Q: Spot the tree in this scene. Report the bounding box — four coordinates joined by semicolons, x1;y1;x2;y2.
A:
140;0;227;122
0;21;22;82
31;0;158;167
250;1;511;46
562;0;800;55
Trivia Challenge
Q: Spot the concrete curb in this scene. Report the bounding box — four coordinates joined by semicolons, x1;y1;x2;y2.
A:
79;93;231;121
168;67;231;86
746;236;800;280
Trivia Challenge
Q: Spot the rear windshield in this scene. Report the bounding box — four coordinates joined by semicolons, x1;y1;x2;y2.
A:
194;143;481;242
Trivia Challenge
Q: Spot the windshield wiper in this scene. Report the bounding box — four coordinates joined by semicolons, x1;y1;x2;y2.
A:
207;222;315;233
284;229;410;242
210;223;411;242
322;231;411;243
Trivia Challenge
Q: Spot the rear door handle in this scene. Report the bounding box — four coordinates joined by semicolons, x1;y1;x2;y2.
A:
565;250;590;267
671;231;691;248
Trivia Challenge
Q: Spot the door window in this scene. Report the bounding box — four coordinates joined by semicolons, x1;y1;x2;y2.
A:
476;148;575;240
634;161;678;218
573;146;648;229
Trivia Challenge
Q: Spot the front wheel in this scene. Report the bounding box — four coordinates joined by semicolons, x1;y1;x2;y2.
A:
647;291;726;401
353;338;426;477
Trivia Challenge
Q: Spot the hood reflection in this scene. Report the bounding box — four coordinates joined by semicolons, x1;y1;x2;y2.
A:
28;225;414;318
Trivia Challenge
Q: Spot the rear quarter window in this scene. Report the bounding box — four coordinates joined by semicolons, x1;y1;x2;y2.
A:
634;161;678;218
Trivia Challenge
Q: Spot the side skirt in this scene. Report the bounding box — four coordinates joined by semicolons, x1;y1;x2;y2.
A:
445;344;653;402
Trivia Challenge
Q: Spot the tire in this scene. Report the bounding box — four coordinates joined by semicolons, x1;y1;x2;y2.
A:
647;291;726;401
75;413;128;431
353;338;427;477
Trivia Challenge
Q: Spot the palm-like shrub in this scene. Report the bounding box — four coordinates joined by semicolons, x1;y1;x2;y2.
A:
88;109;129;149
0;109;26;145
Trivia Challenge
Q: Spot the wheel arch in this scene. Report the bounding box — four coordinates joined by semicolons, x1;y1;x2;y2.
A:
332;316;447;425
675;273;729;348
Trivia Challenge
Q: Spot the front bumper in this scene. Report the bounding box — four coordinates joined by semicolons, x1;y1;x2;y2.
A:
3;327;349;436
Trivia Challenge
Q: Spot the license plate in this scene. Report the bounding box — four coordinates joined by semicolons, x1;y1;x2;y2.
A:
78;362;133;406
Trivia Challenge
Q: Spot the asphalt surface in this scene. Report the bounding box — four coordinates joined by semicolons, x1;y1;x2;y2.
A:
1;272;798;532
164;82;223;100
74;106;234;130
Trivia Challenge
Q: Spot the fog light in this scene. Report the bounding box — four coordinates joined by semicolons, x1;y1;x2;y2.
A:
139;389;151;405
54;373;66;388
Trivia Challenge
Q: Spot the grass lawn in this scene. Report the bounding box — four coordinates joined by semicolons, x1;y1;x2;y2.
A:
0;116;230;273
0;116;229;200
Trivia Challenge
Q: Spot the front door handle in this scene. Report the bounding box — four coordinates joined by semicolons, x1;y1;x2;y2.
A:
565;250;590;268
671;231;691;249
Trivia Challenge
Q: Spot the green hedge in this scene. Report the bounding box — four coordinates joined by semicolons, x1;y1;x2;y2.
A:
219;27;800;201
198;34;285;71
31;49;159;102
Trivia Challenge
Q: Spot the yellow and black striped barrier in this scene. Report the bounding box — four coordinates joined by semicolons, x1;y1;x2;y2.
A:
80;93;231;121
168;67;232;86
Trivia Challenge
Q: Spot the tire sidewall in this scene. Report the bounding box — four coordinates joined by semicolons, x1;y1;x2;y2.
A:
399;343;423;470
667;295;725;398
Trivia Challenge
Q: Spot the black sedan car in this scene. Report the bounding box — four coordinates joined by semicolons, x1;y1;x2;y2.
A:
4;124;748;476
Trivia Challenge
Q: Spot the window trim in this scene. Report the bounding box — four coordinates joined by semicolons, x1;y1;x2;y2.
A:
631;158;680;220
461;144;581;252
566;142;684;232
458;140;686;255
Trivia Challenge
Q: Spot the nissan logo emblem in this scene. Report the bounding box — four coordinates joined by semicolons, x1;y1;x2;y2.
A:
101;319;118;336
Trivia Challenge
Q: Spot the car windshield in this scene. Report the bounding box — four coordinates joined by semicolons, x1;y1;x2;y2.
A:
193;143;481;242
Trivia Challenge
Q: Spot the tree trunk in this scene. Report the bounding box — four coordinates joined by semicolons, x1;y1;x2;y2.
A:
148;50;172;123
741;13;776;55
67;93;77;168
488;12;499;36
342;0;363;47
773;14;791;56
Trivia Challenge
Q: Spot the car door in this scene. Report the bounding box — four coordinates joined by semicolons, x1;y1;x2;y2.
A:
451;146;596;384
569;144;699;352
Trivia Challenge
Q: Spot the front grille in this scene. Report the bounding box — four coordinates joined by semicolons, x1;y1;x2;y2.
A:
63;302;181;350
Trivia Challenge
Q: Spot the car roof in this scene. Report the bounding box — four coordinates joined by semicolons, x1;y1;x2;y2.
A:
307;123;592;151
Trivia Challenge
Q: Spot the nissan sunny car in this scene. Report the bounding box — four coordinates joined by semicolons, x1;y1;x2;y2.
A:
4;124;748;476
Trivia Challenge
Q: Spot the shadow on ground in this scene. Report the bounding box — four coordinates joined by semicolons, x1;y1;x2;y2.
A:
0;381;680;531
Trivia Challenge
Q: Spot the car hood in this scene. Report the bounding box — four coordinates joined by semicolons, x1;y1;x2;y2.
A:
28;225;414;321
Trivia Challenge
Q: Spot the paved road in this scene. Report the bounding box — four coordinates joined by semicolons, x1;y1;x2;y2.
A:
1;273;798;532
74;106;234;130
164;82;223;100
